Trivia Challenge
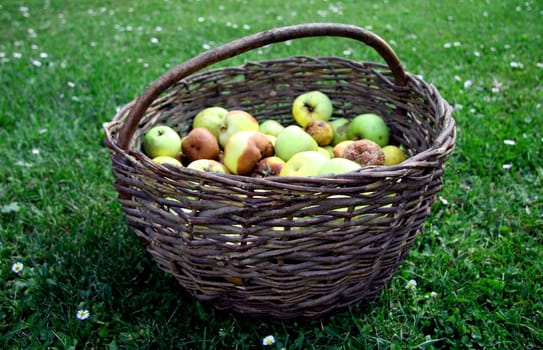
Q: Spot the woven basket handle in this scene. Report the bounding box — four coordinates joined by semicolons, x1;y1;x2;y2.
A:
118;23;407;149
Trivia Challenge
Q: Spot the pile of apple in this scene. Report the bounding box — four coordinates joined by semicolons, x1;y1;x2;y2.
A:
142;91;408;177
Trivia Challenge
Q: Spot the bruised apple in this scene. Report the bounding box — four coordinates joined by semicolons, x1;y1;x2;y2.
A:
223;131;274;175
251;156;285;177
182;127;220;161
342;139;385;166
332;140;355;158
305;120;334;146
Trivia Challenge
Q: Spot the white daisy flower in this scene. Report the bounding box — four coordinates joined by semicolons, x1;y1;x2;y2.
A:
12;262;24;274
262;335;275;346
405;279;417;290
76;309;90;320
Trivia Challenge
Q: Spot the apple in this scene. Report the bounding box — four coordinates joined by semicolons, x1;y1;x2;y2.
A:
342;139;385;166
259;119;285;137
187;159;229;174
181;127;220;161
279;150;328;177
329;118;350;145
143;125;182;158
274;125;318;161
317;147;333;159
318;158;361;175
332;140;355;158
192;106;229;140
223;131;274;175
251;156;286;177
347;113;390;147
264;134;277;147
305;120;334;146
218;110;259;148
382;145;408;165
152;155;183;167
291;91;333;128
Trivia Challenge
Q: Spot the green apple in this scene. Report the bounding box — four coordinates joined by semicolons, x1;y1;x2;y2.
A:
329;118;350;145
347;113;390;147
143;125;182;158
305;120;334;146
251;156;286;177
318;158;361;175
218;110;259;148
279;150;328;177
182;127;220;161
192;106;228;140
187;159;229;174
274;125;318;161
223;131;274;175
382;145;407;165
291;91;333;128
152;155;183;167
264;134;277;147
259;119;285;137
317;147;332;159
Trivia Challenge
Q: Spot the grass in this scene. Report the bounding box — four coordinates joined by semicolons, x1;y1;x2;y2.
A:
1;0;542;348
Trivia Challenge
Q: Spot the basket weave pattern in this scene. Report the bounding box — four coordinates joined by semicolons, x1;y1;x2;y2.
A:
104;24;455;319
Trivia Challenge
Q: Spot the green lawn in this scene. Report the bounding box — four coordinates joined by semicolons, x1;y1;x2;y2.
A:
1;0;542;349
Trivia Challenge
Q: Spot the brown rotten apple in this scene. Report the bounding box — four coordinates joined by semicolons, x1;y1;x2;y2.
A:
223;131;274;175
332;140;355;158
251;156;286;177
182;127;220;161
305;120;334;146
342;139;385;166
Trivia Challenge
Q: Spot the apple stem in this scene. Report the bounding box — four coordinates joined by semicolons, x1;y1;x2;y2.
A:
304;103;315;113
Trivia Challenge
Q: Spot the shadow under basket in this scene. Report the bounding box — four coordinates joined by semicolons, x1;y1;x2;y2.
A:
104;23;456;320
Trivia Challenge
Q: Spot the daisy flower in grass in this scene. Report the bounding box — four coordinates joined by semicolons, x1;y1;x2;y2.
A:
76;309;90;320
12;262;24;274
405;279;417;291
262;335;275;346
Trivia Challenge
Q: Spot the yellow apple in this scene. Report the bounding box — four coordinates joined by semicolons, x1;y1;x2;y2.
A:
152;155;183;167
187;159;229;174
382;145;408;165
218;110;259;148
291;91;333;127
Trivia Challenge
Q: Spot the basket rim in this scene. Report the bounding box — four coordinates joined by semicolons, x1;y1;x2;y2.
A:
103;56;456;191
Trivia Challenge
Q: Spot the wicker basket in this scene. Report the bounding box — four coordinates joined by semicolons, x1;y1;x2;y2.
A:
104;23;455;320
